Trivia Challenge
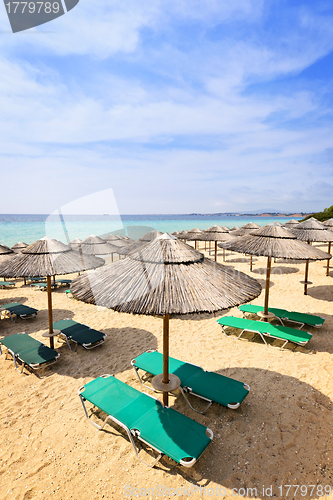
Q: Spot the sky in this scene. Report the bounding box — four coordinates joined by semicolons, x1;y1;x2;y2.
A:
0;0;333;215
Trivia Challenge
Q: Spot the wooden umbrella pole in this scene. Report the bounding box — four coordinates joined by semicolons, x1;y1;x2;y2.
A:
223;248;226;262
250;255;253;272
326;242;331;276
47;276;54;349
304;260;309;295
163;314;170;407
264;256;272;317
214;241;217;262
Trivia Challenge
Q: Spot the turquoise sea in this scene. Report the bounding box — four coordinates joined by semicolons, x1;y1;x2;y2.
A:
0;214;294;247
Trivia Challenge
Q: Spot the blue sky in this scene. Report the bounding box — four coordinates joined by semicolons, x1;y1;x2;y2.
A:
0;0;333;214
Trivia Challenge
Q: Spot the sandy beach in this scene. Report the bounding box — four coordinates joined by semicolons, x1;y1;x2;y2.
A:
0;244;332;500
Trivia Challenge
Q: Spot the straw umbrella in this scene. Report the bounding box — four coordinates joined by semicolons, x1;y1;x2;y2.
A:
220;225;331;314
69;238;82;251
291;217;333;284
11;242;28;253
80;235;120;256
182;228;202;249
0;237;104;348
283;219;300;229
199;226;234;262
226;223;261;270
323;218;333;229
70;233;261;406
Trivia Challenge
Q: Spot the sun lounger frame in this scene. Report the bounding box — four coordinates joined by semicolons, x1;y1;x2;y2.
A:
239;304;325;330
131;349;250;414
218;317;311;349
0;333;60;374
53;319;106;351
78;374;213;468
0;303;38;322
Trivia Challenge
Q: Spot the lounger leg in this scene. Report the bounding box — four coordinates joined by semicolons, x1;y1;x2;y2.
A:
180;387;213;414
79;396;102;430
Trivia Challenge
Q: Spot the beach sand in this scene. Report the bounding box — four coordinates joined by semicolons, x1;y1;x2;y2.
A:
0;246;332;500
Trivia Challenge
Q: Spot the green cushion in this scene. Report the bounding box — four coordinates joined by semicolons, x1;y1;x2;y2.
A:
1;333;41;352
53;320;104;346
217;316;256;330
0;333;58;365
133;351;249;407
217;316;312;345
1;302;22;308
19;345;58;365
239;304;324;327
133;351;202;386
5;305;37;316
184;370;249;407
81;376;211;463
53;319;79;330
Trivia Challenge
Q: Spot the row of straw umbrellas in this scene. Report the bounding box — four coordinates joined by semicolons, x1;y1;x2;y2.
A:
0;218;332;405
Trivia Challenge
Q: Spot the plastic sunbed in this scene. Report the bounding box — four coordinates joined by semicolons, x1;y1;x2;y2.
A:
53;319;106;350
238;304;325;330
131;350;250;413
217;316;312;349
0;302;38;321
55;279;72;287
0;333;59;374
78;374;213;467
0;281;15;288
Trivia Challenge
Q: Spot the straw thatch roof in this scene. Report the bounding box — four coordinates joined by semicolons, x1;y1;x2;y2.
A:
11;242;28;253
290;217;333;242
104;233;127;242
0;244;14;255
0;236;104;277
322;219;333;230
219;225;331;260
79;235;121;255
126;230;164;254
199;226;235;242
283;219;300;228
69;238;82;250
241;222;260;229
70;233;262;315
182;227;202;241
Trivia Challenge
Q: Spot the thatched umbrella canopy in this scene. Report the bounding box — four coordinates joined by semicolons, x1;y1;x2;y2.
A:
283;219;300;229
171;231;180;236
0;244;14;255
323;218;333;230
79;235;120;256
199;226;234;261
71;233;261;405
219;225;330;312
241;222;260;230
127;230;164;254
11;242;28;253
69;238;82;250
230;226;239;231
291;217;333;282
103;233;129;242
182;227;202;249
0;237;104;348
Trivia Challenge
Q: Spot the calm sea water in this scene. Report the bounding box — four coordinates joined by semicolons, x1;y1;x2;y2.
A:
0;214;293;247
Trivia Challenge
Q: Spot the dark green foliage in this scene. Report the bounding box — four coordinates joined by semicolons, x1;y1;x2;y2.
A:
302;205;333;222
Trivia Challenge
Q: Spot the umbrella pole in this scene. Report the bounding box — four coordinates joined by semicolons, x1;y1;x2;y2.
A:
304;260;310;295
264;256;272;317
163;314;169;407
223;248;225;262
214;241;217;262
327;242;331;276
47;276;54;349
250;255;253;272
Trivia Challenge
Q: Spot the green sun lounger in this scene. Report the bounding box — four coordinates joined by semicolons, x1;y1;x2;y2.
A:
0;302;38;322
131;350;250;413
79;374;213;467
0;281;15;288
238;304;325;329
0;333;59;374
53;319;106;350
217;316;312;349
